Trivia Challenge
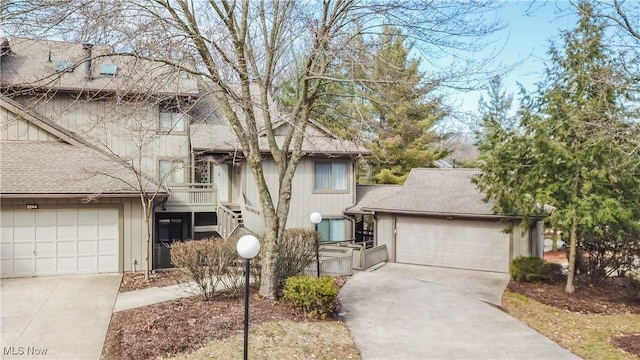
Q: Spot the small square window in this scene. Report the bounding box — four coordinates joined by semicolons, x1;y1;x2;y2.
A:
314;161;348;191
159;160;184;184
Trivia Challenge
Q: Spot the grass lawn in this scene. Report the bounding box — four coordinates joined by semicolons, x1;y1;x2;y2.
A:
167;320;361;360
504;291;640;360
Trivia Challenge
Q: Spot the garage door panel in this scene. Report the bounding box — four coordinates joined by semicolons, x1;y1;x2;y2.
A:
57;225;77;240
77;240;96;255
36;226;56;240
36;211;57;225
1;227;13;242
0;208;119;278
396;217;509;273
78;224;97;239
98;224;116;239
35;258;56;273
78;256;97;272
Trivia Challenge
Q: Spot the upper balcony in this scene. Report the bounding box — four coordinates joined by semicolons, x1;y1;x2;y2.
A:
164;183;217;212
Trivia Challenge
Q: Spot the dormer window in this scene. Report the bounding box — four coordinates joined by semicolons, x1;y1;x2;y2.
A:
159;100;187;133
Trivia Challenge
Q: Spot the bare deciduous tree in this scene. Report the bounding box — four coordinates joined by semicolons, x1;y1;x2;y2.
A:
3;0;505;298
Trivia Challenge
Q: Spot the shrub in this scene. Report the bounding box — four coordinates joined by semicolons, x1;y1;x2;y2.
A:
510;256;552;283
577;226;640;285
282;275;337;319
170;237;243;300
274;228;317;296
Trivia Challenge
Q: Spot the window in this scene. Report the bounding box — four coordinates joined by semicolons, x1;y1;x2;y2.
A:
159;159;184;183
158;218;184;243
159;100;187;132
314;161;348;191
159;112;186;132
317;219;346;242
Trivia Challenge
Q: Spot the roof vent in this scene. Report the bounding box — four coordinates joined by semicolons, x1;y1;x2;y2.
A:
55;60;75;72
1;38;12;56
100;63;118;75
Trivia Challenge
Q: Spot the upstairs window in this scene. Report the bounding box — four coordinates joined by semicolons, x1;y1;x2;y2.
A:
159;100;187;132
314;161;348;192
159;159;185;184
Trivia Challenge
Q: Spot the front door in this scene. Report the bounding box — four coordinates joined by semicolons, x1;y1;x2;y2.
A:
212;164;230;203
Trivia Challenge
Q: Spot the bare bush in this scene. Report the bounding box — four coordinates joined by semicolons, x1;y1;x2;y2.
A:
170;238;240;301
274;228;318;296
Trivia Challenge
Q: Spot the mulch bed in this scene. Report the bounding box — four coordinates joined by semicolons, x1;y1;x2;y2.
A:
102;289;306;360
508;274;640;357
610;334;640;357
119;269;183;292
507;276;640;315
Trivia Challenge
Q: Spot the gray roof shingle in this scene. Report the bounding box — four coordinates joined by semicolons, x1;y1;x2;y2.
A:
345;185;402;214
363;168;500;217
1;140;162;196
1;38;198;96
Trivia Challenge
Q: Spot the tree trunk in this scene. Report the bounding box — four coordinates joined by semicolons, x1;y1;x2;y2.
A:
144;201;151;281
565;220;578;294
258;220;279;299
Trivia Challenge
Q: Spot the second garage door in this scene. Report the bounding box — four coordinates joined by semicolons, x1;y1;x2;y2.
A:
395;216;510;273
0;208;119;278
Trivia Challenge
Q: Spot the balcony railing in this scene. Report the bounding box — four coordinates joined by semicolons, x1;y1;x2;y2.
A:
166;183;217;207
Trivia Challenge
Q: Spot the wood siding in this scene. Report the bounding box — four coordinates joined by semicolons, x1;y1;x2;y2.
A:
0;106;59;141
0;197;149;272
239;157;356;236
17;94;189;182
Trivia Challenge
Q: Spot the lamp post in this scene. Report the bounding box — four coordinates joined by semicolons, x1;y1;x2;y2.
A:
310;212;323;277
236;234;260;360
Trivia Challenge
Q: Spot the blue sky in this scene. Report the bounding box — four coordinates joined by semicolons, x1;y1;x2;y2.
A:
444;1;579;131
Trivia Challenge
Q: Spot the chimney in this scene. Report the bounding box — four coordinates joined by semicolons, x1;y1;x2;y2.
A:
82;43;93;80
1;38;12;57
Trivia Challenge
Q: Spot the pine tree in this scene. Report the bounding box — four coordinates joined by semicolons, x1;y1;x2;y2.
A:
474;2;640;293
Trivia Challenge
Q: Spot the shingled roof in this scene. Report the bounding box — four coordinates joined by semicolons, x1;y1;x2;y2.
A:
345;185;402;215
1;37;198;96
362;168;502;218
1;95;164;197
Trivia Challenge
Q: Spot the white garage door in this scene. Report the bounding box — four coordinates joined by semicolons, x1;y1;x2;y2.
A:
0;208;119;278
395;216;510;273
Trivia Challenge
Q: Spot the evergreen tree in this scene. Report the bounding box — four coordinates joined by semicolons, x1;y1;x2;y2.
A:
474;2;640;293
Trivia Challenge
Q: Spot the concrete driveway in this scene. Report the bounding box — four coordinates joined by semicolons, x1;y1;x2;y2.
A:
1;274;121;360
340;263;580;360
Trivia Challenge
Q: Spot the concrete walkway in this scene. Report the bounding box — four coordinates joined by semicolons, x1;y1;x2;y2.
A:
0;274;121;360
340;263;580;360
113;282;198;312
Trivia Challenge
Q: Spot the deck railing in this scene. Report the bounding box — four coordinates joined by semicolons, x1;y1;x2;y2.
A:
304;254;353;276
363;244;388;269
217;204;243;239
166;183;217;207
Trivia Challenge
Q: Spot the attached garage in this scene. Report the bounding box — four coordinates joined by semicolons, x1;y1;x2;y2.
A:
394;216;510;273
1;208;119;278
359;169;533;274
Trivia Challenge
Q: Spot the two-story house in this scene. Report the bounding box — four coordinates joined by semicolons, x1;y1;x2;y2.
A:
0;37;369;277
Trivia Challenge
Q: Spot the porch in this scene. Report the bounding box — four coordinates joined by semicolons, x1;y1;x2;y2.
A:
164;183;218;212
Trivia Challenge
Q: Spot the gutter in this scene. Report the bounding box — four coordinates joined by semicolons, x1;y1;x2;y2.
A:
0;193;169;199
360;207;521;220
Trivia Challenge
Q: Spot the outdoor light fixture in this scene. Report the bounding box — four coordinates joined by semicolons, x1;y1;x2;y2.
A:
310;212;323;277
237;234;260;360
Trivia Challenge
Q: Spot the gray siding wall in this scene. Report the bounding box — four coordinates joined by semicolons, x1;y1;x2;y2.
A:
240;157;357;236
17;94;189;182
376;214;394;260
0;107;59;141
1;197;148;272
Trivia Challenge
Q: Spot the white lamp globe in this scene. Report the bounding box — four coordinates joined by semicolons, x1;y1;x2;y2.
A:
310;212;323;224
237;235;260;259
